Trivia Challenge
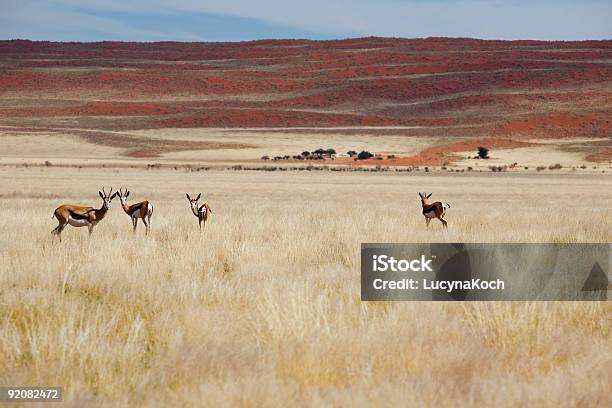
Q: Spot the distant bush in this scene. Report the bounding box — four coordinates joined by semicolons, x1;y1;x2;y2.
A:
548;163;562;170
261;155;269;160
536;166;546;171
347;150;357;157
324;148;336;155
357;151;374;160
477;146;490;159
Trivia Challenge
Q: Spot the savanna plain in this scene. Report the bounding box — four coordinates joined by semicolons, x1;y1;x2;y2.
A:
1;165;611;407
1;37;611;407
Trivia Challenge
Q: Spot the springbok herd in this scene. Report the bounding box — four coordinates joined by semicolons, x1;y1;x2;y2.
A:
51;187;212;242
51;187;449;241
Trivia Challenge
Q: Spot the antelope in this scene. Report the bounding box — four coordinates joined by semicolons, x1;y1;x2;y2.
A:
419;192;451;228
117;188;154;234
51;187;117;241
186;193;212;230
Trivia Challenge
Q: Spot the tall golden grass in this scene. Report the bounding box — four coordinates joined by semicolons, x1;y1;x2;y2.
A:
1;167;610;407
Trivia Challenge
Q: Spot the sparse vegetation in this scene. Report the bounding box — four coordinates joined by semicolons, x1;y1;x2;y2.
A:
477;146;490;159
357;150;374;160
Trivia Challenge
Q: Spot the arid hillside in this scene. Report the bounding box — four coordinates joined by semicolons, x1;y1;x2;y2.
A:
0;37;611;164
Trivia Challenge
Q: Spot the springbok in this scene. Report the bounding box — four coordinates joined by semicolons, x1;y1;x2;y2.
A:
186;193;212;230
51;187;117;241
118;188;154;234
419;192;451;228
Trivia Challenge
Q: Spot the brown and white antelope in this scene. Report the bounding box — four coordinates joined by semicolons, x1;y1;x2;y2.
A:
186;193;212;230
419;192;451;228
118;188;154;234
51;187;117;241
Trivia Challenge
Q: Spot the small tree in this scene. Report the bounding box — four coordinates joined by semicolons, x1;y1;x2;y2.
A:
324;148;336;155
357;150;374;160
477;146;489;159
301;151;310;157
313;148;325;155
347;150;357;157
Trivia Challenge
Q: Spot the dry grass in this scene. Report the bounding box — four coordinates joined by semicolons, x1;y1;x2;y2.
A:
0;167;611;407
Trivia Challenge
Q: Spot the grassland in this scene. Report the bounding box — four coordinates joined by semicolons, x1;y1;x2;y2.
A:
1;165;611;407
0;36;611;406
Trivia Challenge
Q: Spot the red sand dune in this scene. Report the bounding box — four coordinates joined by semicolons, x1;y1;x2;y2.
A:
0;37;610;161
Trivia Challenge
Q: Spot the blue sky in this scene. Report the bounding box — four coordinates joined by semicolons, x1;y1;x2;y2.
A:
1;0;610;41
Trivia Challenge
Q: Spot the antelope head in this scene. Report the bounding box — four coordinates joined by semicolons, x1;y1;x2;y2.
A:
118;187;131;206
418;192;432;205
98;187;117;209
186;193;201;212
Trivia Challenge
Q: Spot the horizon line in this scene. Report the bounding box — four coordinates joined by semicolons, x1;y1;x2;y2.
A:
2;35;611;45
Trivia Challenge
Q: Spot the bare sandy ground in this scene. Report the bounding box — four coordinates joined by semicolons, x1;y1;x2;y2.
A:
455;146;594;169
1;127;609;173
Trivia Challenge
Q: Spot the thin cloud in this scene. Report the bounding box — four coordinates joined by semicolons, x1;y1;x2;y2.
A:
1;0;610;41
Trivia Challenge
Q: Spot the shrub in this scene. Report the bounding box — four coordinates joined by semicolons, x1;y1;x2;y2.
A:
477;146;490;159
548;163;562;170
357;151;374;160
536;166;546;171
324;148;336;155
347;150;357;157
261;155;269;160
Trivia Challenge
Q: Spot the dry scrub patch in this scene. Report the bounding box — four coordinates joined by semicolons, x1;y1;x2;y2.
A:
0;167;611;407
